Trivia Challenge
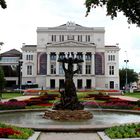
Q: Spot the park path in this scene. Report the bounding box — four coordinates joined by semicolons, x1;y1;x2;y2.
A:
111;95;139;101
1;95;38;102
38;132;101;140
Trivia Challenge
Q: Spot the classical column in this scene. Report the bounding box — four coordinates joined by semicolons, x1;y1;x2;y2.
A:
56;52;59;75
74;53;77;72
47;53;50;75
91;52;95;75
83;52;86;75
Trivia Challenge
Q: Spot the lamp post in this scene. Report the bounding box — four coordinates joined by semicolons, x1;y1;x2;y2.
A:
18;60;23;94
0;42;4;100
124;59;129;90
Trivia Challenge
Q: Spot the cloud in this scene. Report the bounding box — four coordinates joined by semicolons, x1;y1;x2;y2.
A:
0;0;140;72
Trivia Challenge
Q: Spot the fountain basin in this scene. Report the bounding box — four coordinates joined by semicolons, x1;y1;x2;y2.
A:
0;109;140;131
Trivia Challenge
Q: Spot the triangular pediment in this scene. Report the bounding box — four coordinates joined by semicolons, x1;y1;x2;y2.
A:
45;22;95;31
46;40;95;47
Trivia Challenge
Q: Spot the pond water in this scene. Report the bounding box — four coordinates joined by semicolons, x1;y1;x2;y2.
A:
0;110;140;127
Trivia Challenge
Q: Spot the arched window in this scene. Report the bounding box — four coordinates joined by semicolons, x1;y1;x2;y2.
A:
39;53;47;75
95;52;105;75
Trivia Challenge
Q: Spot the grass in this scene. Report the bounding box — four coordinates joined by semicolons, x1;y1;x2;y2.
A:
124;92;140;99
2;92;23;99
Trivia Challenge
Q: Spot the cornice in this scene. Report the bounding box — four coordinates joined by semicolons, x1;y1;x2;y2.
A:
46;40;96;47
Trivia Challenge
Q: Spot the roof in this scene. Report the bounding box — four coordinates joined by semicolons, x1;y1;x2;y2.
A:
0;49;21;57
37;21;105;33
21;45;37;51
22;45;36;48
105;45;117;47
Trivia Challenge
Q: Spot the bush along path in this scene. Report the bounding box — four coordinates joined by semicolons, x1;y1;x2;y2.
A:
104;123;140;139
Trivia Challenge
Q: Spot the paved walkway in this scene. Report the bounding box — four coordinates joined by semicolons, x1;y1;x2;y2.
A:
1;95;38;102
111;95;139;101
38;132;101;140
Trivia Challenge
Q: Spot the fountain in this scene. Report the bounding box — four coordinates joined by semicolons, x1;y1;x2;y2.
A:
0;53;140;131
44;52;93;120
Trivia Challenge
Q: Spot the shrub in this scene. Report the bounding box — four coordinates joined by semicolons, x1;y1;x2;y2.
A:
105;123;140;139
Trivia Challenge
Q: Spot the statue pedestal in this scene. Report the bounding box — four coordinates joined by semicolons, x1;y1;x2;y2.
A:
43;110;93;121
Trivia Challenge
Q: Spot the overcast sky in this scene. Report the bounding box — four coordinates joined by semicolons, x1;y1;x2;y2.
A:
0;0;140;72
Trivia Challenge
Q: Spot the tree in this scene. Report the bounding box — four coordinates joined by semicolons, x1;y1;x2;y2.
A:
0;0;7;9
0;66;5;100
85;0;140;26
119;68;138;89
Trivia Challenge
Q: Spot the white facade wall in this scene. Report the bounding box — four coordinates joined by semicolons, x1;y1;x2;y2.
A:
22;22;120;90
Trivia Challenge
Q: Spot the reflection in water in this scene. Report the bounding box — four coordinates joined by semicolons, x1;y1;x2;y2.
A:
0;111;140;126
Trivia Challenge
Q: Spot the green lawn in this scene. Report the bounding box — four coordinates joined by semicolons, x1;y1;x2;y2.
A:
124;92;140;99
2;93;23;99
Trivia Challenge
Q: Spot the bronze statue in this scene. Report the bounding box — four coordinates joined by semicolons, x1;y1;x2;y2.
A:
53;53;84;110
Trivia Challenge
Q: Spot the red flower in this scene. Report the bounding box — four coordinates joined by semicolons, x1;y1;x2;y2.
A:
0;128;21;138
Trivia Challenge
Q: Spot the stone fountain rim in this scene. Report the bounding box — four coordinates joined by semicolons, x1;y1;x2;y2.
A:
0;108;140;132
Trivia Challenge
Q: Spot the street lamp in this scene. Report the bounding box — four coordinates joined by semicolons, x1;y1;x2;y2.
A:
18;60;23;93
0;42;4;100
124;59;129;90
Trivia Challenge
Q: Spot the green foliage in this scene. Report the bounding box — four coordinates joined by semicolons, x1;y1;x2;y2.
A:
2;92;22;99
119;68;138;89
77;92;90;98
125;92;140;99
105;123;140;139
25;105;47;109
0;0;7;9
85;0;140;26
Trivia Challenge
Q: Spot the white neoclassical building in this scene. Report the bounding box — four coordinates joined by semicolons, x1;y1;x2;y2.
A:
21;22;120;90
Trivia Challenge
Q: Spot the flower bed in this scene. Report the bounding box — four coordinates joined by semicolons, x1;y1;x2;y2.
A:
0;101;26;110
37;103;53;107
0;123;34;139
23;93;59;106
83;101;135;109
105;123;140;139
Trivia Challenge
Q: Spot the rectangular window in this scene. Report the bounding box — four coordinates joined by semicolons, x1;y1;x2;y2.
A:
77;64;82;74
50;64;56;74
50;79;55;89
78;35;82;42
59;79;65;89
50;53;56;61
108;55;115;61
85;53;91;61
59;35;64;42
109;66;114;75
59;63;64;74
86;64;91;74
26;55;33;60
76;52;83;60
86;35;90;42
77;79;82;89
52;35;56;42
110;81;114;89
59;52;65;60
86;79;91;89
27;65;32;75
